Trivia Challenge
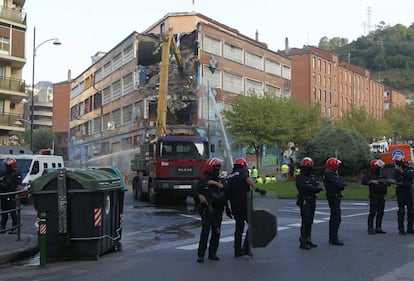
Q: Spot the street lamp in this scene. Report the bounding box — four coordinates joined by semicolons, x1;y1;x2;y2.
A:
30;26;61;153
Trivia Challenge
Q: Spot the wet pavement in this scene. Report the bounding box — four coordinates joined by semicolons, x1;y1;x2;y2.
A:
0;203;39;266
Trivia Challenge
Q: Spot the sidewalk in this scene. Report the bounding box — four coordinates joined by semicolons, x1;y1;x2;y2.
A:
0;203;39;265
0;232;38;265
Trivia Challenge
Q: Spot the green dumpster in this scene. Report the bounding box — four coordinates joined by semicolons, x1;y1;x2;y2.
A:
31;168;124;260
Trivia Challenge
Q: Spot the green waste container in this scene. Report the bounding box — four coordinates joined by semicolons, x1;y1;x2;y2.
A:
32;167;124;260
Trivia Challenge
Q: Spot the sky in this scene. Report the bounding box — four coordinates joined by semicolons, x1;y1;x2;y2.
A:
22;0;414;84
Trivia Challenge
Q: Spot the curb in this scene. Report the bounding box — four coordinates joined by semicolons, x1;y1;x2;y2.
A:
0;234;39;265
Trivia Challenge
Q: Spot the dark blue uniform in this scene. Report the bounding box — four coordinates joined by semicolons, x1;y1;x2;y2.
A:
0;165;20;232
361;169;388;233
193;173;227;260
394;164;414;234
226;167;250;256
323;168;346;244
296;172;322;248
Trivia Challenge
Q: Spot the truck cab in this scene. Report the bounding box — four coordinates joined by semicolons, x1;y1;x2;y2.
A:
132;134;210;203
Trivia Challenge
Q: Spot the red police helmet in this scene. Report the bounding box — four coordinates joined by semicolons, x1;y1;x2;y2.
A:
4;157;17;169
370;159;385;169
206;158;222;173
300;157;314;168
233;157;247;169
326;157;341;170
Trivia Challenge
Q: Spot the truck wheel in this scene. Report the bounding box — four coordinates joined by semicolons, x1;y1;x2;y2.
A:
149;181;158;204
136;184;147;201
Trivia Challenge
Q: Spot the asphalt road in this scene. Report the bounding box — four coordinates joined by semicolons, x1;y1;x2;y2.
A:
1;193;414;281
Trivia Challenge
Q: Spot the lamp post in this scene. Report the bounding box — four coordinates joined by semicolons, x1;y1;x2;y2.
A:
30;26;61;153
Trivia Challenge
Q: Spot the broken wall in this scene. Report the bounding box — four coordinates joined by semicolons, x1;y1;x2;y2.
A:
137;31;200;129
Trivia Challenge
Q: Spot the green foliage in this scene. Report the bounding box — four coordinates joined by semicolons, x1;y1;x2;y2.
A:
336;107;390;139
384;106;414;141
322;23;414;94
224;93;323;159
298;127;371;176
23;127;55;153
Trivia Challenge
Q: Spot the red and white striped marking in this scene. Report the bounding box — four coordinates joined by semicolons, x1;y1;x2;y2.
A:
39;224;47;235
94;208;102;227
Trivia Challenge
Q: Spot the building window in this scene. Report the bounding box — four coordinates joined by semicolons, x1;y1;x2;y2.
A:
245;78;263;96
203;35;221;56
160;23;165;34
265;84;281;97
123;104;132;123
223;72;243;94
202;65;221;89
0;37;10;54
265;59;281;76
223;43;243;64
282;65;291;80
245;52;263;71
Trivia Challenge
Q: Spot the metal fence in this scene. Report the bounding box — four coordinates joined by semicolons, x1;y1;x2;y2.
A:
0;189;24;240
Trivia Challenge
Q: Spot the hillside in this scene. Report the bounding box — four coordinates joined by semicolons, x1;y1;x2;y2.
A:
318;22;414;98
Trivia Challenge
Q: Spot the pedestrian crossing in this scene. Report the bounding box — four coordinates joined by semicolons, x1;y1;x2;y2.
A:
176;203;397;251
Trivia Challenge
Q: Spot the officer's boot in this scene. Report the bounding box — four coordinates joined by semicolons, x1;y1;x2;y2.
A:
306;224;317;247
375;217;386;234
407;211;414;234
398;210;406;235
299;224;311;250
367;216;376;234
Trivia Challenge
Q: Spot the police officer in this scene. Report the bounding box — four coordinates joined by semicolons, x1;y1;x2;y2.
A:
323;157;346;245
361;159;388;234
0;158;20;234
193;158;228;262
226;157;266;257
296;157;323;249
393;155;414;235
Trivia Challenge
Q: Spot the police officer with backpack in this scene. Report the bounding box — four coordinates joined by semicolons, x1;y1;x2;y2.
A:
193;158;229;262
323;157;347;246
361;159;388;234
0;158;20;234
393;155;414;235
296;157;323;249
226;157;266;257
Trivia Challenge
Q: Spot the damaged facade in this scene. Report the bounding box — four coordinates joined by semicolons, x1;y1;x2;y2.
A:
68;12;291;172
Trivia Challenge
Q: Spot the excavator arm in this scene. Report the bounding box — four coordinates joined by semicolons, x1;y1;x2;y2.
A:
156;28;183;137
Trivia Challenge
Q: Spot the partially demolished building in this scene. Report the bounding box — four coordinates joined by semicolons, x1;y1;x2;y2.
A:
68;12;291;172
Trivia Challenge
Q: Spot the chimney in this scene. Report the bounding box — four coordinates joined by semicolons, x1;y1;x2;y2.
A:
285;37;289;51
255;29;259;41
67;69;71;82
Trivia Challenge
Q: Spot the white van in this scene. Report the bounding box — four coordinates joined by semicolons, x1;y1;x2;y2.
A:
0;154;64;199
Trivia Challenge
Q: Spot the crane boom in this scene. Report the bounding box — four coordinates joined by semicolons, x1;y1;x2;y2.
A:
156;28;183;137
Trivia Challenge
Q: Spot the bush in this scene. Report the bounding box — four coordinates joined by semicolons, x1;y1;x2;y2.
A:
298;127;371;176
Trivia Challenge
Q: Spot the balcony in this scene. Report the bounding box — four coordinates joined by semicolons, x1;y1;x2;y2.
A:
0;5;27;25
0;77;26;103
0;112;24;132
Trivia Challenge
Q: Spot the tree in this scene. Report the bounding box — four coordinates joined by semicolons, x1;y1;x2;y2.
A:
23;127;55;153
336;107;390;140
298;127;371;176
384;106;414;142
224;93;323;168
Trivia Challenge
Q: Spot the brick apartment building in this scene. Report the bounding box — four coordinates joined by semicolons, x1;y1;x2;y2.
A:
53;78;71;159
66;12;292;171
282;45;385;120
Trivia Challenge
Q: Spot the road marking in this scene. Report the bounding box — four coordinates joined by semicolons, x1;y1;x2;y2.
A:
176;203;398;251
